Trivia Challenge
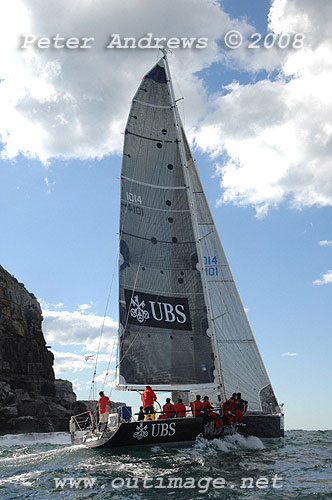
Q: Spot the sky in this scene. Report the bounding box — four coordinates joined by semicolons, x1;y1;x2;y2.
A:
0;0;331;430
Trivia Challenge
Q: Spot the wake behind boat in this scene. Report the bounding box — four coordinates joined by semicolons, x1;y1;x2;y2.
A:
70;50;284;449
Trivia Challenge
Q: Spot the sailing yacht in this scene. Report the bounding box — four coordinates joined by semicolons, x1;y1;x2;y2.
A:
70;52;284;448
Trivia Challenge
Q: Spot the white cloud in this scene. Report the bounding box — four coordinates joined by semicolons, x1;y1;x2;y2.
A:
52;351;90;375
2;0;331;215
78;303;93;312
313;270;332;286
52;350;112;376
94;369;116;384
319;240;332;246
195;0;332;215
71;379;83;392
0;0;249;163
42;307;118;352
281;352;297;357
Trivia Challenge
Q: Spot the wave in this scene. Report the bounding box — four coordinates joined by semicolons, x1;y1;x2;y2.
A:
193;433;265;453
0;432;71;447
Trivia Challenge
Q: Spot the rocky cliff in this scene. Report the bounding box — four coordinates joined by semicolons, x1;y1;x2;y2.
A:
0;265;86;434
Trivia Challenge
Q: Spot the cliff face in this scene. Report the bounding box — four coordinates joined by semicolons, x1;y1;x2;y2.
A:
0;266;55;397
0;266;86;434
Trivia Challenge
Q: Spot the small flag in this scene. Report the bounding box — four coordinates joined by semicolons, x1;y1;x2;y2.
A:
85;355;95;362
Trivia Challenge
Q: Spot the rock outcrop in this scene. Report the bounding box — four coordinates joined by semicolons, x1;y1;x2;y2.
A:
0;265;87;434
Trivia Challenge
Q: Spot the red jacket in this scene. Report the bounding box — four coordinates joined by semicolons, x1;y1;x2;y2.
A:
141;388;157;408
190;399;203;416
162;403;175;417
202;400;212;411
222;398;236;414
98;395;110;414
174;402;186;417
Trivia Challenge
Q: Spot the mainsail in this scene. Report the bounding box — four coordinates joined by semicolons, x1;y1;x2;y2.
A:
117;54;280;413
117;57;216;391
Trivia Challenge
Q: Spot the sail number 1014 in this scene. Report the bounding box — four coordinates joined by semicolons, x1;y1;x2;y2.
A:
125;192;143;216
204;255;218;276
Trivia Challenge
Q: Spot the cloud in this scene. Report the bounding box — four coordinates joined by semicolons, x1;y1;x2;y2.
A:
52;351;90;375
71;379;83;392
42;307;118;352
94;369;116;385
195;0;332;215
2;0;331;215
78;303;93;312
281;352;297;357
52;350;112;376
0;0;249;163
319;240;332;246
313;270;332;286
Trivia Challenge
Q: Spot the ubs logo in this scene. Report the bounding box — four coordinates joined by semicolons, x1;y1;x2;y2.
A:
124;289;192;331
132;422;176;440
130;295;150;324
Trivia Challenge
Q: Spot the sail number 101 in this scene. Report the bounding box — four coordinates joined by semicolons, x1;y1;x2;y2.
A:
125;192;143;216
204;255;218;276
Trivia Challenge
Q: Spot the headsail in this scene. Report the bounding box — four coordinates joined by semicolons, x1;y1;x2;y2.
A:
117;57;216;391
180;123;280;413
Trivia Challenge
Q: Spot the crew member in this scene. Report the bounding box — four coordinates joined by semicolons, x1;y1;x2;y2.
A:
98;391;111;430
234;392;248;424
174;398;187;417
141;385;157;419
222;395;236;425
202;396;212;412
190;395;203;417
136;406;145;421
202;396;222;428
162;398;175;419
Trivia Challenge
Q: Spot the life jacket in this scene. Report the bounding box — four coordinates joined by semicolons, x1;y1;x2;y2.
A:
174;402;186;417
190;399;203;416
162;403;175;418
98;395;110;414
141;388;157;408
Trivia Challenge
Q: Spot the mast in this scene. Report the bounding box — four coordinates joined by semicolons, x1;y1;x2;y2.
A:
163;50;226;401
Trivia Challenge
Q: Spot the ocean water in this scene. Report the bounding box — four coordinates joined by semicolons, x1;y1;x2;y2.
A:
0;430;331;499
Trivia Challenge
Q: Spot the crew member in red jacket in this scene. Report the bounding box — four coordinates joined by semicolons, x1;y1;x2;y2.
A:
174;398;187;417
190;395;203;417
222;395;236;425
233;392;248;424
202;395;212;412
98;391;111;430
141;386;157;419
161;398;175;419
202;396;222;428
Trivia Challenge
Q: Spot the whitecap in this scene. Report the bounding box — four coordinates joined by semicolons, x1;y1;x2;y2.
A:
0;432;71;447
